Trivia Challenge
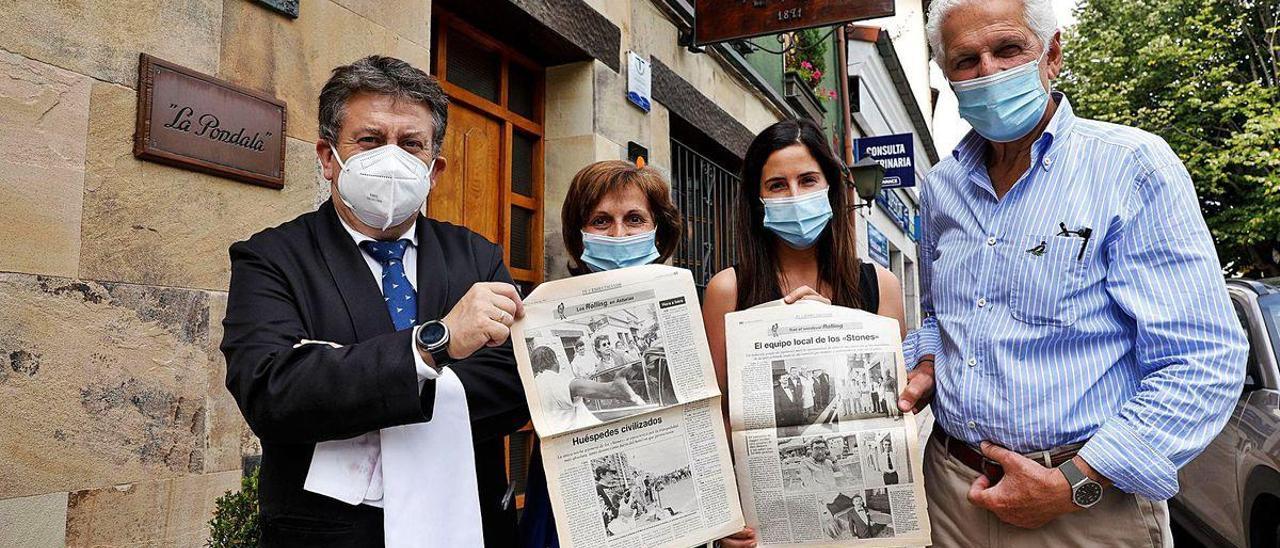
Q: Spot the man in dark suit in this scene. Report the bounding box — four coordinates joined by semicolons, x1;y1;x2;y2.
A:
845;494;879;539
773;375;802;426
221;55;528;547
813;370;831;410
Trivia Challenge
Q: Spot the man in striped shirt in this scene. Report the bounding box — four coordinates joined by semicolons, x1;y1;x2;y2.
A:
898;0;1249;545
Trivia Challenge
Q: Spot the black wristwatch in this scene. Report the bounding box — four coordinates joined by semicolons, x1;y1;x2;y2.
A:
414;320;455;368
1058;458;1103;508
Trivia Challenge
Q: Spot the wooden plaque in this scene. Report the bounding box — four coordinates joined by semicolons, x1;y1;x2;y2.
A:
134;53;287;189
694;0;895;46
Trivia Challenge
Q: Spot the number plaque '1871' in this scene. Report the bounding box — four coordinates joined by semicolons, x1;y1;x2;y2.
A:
693;0;895;46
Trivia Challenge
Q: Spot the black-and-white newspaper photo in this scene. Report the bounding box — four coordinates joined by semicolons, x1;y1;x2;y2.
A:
590;435;697;537
726;303;930;547
818;488;896;540
770;351;901;438
857;429;911;489
779;434;862;492
525;301;678;433
512;265;744;548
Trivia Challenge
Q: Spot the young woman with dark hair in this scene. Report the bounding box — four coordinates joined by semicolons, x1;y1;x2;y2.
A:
702;119;907;547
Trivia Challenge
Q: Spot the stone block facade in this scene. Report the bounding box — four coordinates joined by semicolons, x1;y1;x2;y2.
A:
0;0;430;544
0;0;785;544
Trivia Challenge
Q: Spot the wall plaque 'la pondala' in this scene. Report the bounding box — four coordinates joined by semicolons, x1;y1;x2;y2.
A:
134;53;287;189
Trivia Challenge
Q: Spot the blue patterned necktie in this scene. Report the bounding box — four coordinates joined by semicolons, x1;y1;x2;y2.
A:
360;239;417;330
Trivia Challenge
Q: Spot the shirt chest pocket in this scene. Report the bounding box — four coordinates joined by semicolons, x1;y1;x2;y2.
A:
1009;235;1086;327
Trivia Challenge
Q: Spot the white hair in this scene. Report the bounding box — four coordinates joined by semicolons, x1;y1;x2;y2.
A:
926;0;1059;63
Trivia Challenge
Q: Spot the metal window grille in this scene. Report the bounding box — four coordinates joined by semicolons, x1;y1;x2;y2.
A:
670;138;740;293
509;206;534;270
511;132;535;197
446;33;500;102
507;428;532;499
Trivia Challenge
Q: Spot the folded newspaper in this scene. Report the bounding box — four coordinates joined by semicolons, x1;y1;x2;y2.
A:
512;264;745;548
726;302;931;547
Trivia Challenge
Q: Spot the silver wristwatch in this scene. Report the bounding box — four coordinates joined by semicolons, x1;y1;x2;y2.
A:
414;320;454;368
1058;458;1103;508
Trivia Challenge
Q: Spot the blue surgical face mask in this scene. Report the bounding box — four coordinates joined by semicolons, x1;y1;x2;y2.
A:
950;52;1050;143
580;230;660;271
761;188;833;249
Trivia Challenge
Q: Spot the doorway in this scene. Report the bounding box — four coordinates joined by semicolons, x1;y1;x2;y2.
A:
431;10;545;295
431;9;546;511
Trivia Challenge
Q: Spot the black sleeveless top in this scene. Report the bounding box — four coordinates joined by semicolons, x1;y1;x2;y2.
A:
734;261;880;313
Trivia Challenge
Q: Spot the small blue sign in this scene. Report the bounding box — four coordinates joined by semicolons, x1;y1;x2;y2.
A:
911;214;922;242
855;133;915;188
627;52;651;113
867;222;890;268
875;190;911;234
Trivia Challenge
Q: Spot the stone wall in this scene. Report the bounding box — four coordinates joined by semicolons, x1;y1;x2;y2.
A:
0;0;785;544
0;1;427;545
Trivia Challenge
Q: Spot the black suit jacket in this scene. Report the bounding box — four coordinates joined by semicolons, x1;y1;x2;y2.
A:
846;509;878;539
221;201;529;546
774;386;801;426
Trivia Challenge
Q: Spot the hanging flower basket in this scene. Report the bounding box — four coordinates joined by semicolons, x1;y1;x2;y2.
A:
784;71;827;123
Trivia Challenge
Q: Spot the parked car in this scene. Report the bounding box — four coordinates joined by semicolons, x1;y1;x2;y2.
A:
1172;278;1280;547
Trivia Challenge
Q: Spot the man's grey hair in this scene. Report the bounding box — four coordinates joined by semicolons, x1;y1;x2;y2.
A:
318;55;449;154
926;0;1058;64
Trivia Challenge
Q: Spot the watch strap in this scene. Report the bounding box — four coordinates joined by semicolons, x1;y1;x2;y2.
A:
1058;458;1087;487
429;343;454;368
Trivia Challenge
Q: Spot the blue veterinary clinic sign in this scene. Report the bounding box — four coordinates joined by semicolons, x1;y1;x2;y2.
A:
875;190;911;234
855;133;915;188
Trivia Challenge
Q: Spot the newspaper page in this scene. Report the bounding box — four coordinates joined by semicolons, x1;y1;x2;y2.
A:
726;302;931;547
512;264;744;548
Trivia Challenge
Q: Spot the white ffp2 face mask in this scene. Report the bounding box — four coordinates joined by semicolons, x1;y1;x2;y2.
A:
330;144;435;230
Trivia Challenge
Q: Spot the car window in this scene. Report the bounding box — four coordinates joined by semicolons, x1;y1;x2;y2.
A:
1259;293;1280;366
1232;297;1261;386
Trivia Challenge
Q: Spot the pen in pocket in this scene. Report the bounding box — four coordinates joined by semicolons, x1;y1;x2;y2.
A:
1057;222;1093;260
1075;228;1092;260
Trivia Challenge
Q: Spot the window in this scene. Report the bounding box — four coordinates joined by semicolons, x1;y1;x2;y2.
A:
670;138;740;292
1232;297;1260;389
431;10;545;292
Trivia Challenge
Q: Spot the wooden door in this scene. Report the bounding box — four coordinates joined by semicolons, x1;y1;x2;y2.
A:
433;104;502;243
430;10;545;295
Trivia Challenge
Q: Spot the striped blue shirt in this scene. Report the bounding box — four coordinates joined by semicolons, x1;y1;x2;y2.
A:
906;93;1248;500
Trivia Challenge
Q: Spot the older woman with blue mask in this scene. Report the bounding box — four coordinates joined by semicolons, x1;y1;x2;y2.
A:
898;0;1246;545
520;159;684;548
560;159;683;274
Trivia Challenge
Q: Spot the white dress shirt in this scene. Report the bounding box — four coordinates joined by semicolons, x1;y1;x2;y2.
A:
568;352;598;379
534;367;600;433
335;216;437;507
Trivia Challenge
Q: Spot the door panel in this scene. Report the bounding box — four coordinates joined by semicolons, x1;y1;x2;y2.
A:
1175;295;1253;544
429;102;502;244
